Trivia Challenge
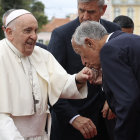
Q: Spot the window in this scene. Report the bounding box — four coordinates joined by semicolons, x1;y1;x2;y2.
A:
113;0;121;4
114;8;120;18
128;0;134;4
38;39;43;44
127;7;134;19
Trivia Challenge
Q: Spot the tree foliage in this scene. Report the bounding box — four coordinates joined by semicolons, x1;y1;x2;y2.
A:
1;0;33;11
0;0;48;39
31;1;48;31
0;3;4;39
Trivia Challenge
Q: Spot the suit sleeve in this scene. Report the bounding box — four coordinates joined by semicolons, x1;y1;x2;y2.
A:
47;29;67;68
47;29;80;122
36;42;48;50
100;45;140;140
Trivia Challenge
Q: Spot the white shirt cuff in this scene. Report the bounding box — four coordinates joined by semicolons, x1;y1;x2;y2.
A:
69;115;80;124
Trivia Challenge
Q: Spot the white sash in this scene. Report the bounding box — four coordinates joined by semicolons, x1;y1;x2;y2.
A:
12;113;47;138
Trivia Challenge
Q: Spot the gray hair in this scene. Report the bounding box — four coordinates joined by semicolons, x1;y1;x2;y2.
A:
6;19;17;30
77;0;105;6
72;20;108;45
2;9;16;37
2;9;15;25
4;20;17;38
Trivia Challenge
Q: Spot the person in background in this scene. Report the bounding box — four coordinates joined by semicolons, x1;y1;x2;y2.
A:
71;20;140;140
2;9;48;49
36;42;47;50
0;9;95;140
113;15;134;33
47;0;121;140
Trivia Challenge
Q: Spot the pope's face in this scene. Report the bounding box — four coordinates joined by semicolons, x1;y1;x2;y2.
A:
78;1;106;23
72;39;101;70
10;14;38;56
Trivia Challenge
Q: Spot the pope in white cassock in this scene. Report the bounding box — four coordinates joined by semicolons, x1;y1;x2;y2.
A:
0;9;95;140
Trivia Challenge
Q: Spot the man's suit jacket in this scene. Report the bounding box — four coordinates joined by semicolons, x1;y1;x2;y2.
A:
36;42;47;50
47;18;121;140
100;31;140;140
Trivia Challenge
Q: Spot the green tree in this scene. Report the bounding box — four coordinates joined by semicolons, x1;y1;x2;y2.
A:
0;4;4;39
1;0;34;11
31;1;48;31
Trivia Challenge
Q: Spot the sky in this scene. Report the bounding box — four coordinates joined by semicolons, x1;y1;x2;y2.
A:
39;0;78;20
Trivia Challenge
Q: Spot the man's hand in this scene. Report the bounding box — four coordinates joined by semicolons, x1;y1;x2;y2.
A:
72;116;97;139
76;67;95;85
101;101;116;120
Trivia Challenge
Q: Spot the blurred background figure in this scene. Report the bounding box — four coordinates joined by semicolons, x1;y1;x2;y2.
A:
113;15;134;33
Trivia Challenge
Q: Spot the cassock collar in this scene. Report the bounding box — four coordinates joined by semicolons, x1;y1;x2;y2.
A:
6;39;24;58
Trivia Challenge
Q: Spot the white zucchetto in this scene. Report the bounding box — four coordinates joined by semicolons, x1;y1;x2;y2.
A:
5;9;31;27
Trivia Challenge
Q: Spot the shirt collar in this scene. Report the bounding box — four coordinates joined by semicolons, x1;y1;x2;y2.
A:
105;32;114;43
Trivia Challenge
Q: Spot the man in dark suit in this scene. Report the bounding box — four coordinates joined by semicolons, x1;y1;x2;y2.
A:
36;42;47;50
113;15;134;34
72;20;140;140
47;0;121;140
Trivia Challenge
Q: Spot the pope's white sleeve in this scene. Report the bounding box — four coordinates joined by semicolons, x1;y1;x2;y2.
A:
60;74;87;99
0;113;24;140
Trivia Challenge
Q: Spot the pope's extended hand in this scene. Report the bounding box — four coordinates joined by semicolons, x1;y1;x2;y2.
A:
76;67;95;85
72;116;97;139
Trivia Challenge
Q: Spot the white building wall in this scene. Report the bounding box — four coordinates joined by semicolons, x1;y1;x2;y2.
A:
37;32;52;44
102;0;112;21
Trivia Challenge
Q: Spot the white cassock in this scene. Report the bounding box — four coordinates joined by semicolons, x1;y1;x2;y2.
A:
0;39;88;140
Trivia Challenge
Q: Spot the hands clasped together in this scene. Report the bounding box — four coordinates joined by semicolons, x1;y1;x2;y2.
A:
75;67;95;85
75;67;102;86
